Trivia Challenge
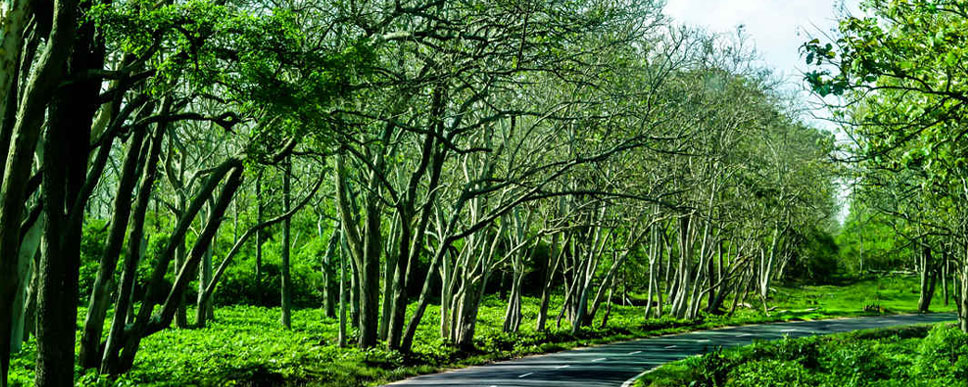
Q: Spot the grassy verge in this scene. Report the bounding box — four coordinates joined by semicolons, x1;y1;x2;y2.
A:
634;322;966;387
8;275;953;386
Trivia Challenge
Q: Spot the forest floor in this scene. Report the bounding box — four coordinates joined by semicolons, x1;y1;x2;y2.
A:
7;274;954;386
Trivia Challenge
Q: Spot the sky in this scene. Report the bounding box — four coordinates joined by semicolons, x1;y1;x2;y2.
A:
663;0;860;113
663;0;862;222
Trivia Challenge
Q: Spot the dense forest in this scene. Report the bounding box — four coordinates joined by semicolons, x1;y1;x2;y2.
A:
0;0;963;385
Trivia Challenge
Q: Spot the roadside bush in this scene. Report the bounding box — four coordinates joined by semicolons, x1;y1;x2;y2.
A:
915;324;968;382
819;339;890;384
727;359;816;387
748;336;821;369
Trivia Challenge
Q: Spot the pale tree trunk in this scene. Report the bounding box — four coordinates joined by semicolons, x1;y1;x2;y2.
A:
572;207;608;331
338;229;349;347
943;250;950;306
671;215;693;319
644;226;658;319
10;213;42;353
255;172;264;296
173;195;188;328
379;215;400;341
959;237;968;332
453;217;503;349
758;225;781;315
438;206;454;339
322;218;339;318
536;230;566;331
196;202;215;327
917;245;936;314
502;208;531;333
281;158;292;329
335;152;382;347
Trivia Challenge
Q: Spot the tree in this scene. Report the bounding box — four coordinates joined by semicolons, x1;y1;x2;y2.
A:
804;0;968;330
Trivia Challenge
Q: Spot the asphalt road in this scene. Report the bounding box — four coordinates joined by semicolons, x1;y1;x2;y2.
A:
386;313;956;387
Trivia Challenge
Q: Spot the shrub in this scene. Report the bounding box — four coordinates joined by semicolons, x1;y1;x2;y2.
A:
727;359;816;387
915;324;968;383
818;339;890;384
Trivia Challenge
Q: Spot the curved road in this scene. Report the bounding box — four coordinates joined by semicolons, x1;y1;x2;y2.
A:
387;313;955;387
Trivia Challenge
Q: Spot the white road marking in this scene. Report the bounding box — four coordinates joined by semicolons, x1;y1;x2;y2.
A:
518;372;534;378
697;339;710;343
628;350;642;355
664;345;677;349
739;333;753;337
554;365;570;369
592;357;607;362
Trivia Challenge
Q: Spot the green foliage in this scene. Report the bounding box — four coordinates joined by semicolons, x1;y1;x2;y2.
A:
914;324;968;383
78;219;110;301
728;359;816;387
836;203;912;274
639;323;968;387
8;275;940;386
787;227;841;283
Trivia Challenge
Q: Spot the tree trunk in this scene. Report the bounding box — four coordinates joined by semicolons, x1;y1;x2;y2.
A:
322;219;339;318
536;230;564;331
338;229;349;346
118;166;243;371
196;242;214;327
281;158;292;329
0;0;79;378
173;195;188;328
10;217;42;354
101;158;238;374
98;125;165;373
36;17;102;381
79;129;146;368
255;171;264;298
918;245;936;314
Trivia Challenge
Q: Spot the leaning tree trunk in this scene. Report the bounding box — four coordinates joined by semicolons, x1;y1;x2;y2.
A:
118;166;243;372
78;127;145;367
97;125;165;374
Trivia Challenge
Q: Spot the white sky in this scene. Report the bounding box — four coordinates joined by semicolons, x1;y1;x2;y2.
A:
663;0;863;223
664;0;860;94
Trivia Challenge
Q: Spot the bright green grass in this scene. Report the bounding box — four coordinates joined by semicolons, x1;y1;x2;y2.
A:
7;275;950;386
634;322;968;387
771;275;957;316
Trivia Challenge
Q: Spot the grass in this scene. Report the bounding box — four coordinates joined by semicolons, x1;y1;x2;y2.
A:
634;322;968;387
7;274;952;386
770;274;957;316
